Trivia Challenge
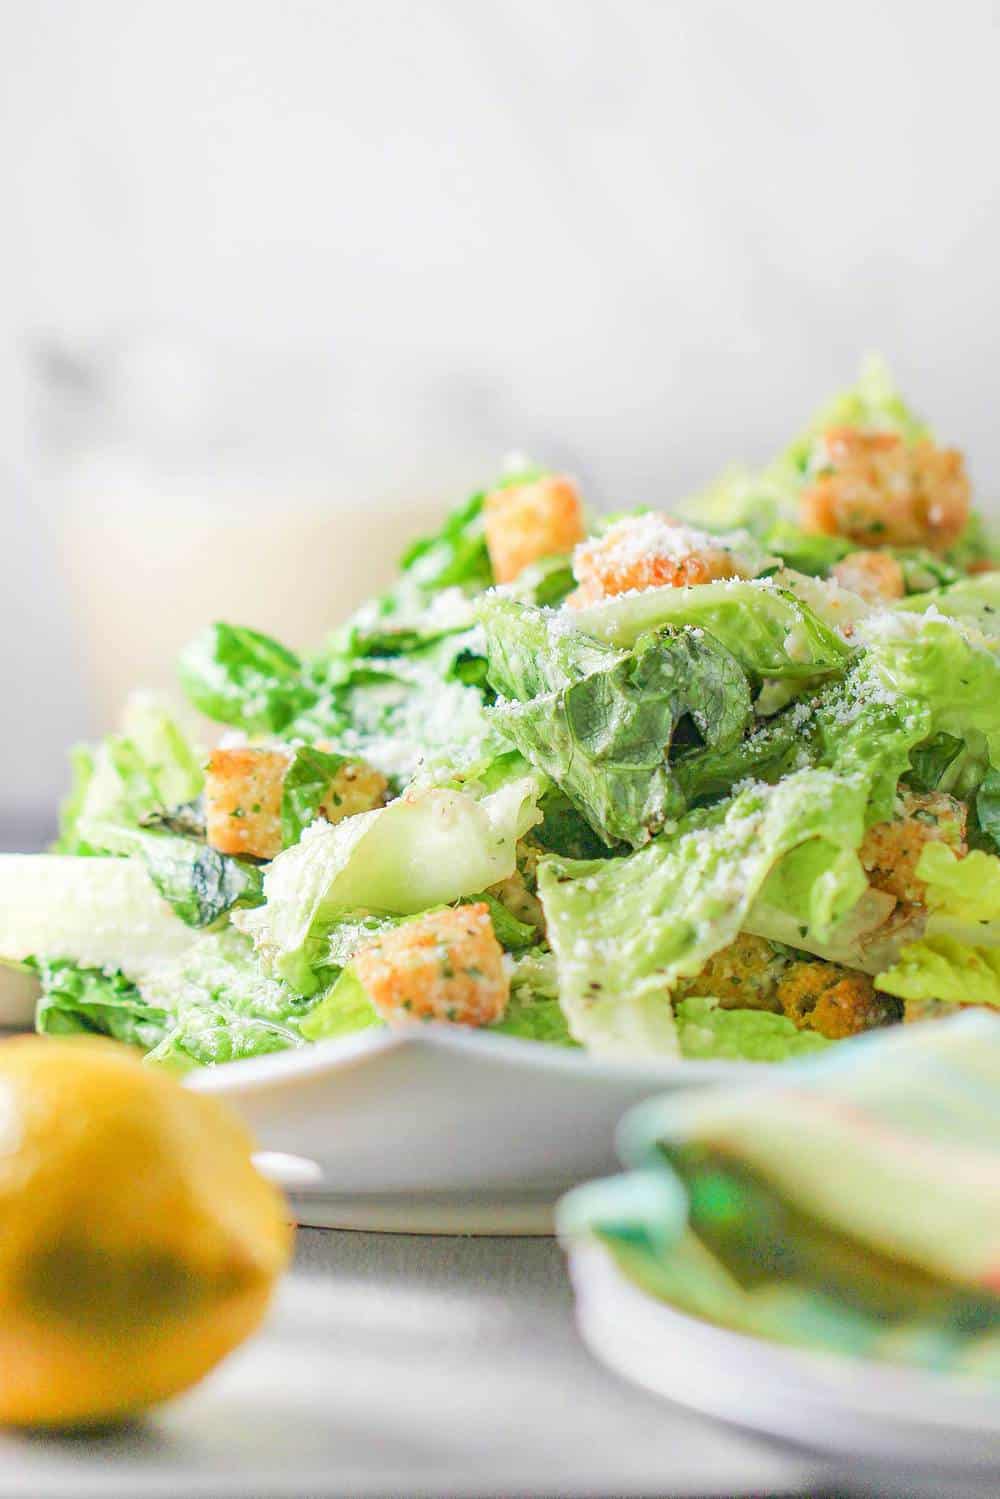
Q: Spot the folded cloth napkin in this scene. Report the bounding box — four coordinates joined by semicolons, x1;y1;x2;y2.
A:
559;1011;1000;1377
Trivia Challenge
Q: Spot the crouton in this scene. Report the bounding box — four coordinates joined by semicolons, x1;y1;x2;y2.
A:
484;475;585;584
673;934;787;1012
831;550;906;602
570;513;750;606
205;746;388;860
776;961;902;1040
801;428;970;553
318;760;388;825
860;791;967;905
353;903;508;1028
204;747;289;860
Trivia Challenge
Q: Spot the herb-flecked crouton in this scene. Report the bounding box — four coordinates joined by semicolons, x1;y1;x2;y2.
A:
204;747;289;860
673;934;787;1012
205;747;387;860
776;960;902;1040
353;903;509;1028
860;790;967;905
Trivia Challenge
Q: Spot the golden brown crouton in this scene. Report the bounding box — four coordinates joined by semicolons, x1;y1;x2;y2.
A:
353;903;509;1028
205;747;388;860
204;747;288;860
801;428;970;553
673;934;787;1013
484;475;585;584
570;514;749;606
831;550;906;603
860;791;968;905
776;961;902;1040
318;760;389;825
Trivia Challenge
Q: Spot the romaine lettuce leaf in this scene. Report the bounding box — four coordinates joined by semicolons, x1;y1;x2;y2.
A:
975;770;1000;853
483;598;752;847
875;844;1000;1006
237;777;542;993
34;960;169;1051
68;698;263;929
675;995;830;1062
568;580;852;682
179;623;318;734
492;949;577;1046
538;768;869;1058
139;926;321;1067
298;965;380;1042
876;937;1000;1010
897;573;1000;638
280;744;350;848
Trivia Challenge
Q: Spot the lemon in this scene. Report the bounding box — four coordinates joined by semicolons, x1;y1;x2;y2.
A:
0;1036;292;1427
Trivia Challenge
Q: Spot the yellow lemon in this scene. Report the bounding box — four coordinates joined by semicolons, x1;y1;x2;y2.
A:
0;1035;292;1426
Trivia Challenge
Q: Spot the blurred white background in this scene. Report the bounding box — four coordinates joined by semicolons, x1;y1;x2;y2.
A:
2;0;999;833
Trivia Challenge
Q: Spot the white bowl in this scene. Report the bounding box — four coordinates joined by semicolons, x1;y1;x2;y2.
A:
190;1028;739;1233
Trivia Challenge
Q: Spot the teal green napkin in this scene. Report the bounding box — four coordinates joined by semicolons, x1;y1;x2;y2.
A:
560;1012;1000;1377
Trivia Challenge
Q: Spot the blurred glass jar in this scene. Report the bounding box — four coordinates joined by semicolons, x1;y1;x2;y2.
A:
32;340;505;729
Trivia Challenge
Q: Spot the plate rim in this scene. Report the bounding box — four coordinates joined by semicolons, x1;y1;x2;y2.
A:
567;1239;1000;1435
187;1022;756;1094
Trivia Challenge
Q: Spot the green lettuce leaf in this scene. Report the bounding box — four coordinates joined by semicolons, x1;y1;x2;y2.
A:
280;744;350;848
898;574;1000;638
538;768;869;1058
298;966;380;1042
34;959;169;1051
975;770;1000;853
140;927;321;1067
483;598;751;847
491;949;577;1046
567;580;852;682
906;732;965;794
675;995;830;1062
237;777;542;993
876;937;1000;1009
179;623;319;733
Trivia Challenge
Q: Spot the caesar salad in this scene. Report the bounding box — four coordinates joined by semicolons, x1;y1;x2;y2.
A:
4;357;1000;1069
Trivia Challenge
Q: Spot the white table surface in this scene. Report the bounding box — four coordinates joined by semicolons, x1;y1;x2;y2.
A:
0;1228;832;1499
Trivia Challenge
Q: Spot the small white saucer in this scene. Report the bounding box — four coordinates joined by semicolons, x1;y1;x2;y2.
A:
568;1240;1000;1482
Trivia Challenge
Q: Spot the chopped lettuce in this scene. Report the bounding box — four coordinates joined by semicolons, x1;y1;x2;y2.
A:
34;929;324;1069
492;949;577;1046
298;965;380;1042
482;597;751;847
34;960;169;1051
141;927;320;1067
675;995;829;1062
237;777;542;993
66;696;262;929
280;744;351;848
876;937;1000;1010
898;573;1000;638
538;768;868;1058
179;624;318;734
99;826;263;928
876;844;1000;1007
568;579;852;682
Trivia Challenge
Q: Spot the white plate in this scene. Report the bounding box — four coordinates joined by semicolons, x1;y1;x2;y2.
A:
190;1028;739;1233
568;1240;1000;1484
